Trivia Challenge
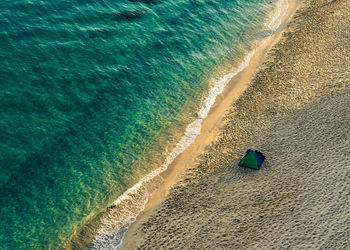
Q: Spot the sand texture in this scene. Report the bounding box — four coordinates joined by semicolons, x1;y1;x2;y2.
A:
120;0;350;248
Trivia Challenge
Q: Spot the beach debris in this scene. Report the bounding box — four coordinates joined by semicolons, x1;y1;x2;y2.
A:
107;204;117;210
238;149;265;170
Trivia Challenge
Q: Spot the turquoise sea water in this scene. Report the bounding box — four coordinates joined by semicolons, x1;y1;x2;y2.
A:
0;0;285;248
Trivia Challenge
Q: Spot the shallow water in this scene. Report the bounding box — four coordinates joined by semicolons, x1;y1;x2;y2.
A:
0;0;283;248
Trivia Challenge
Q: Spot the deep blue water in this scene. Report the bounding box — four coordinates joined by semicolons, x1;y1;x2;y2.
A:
0;0;281;248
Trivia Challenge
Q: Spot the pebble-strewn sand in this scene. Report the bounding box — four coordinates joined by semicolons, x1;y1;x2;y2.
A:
120;0;350;248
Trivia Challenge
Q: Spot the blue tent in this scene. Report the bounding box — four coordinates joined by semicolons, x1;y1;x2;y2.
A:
238;149;265;170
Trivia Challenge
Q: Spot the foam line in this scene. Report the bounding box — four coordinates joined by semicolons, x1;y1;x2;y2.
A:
90;0;290;248
89;49;256;249
266;0;289;31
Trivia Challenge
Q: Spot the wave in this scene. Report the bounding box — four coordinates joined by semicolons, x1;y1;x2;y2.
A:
266;0;289;31
87;50;256;249
83;0;290;249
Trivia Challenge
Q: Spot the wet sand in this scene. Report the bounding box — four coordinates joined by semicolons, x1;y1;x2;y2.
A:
120;0;350;248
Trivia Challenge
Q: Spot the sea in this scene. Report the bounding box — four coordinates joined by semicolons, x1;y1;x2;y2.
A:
0;0;288;248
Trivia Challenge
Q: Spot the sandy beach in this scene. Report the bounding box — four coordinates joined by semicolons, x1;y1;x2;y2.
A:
120;0;350;248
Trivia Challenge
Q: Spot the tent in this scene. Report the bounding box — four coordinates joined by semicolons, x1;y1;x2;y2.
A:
238;149;265;170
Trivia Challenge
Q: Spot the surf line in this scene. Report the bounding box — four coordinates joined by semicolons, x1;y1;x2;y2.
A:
90;0;291;248
89;50;256;249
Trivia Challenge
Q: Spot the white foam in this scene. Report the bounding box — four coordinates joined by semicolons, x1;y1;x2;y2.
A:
90;0;290;248
89;50;256;249
265;0;289;31
198;51;255;119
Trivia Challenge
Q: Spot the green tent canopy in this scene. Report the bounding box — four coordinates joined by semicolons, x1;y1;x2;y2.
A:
239;149;265;170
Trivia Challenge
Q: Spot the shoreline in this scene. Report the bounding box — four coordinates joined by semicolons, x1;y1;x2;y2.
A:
119;0;300;247
63;1;297;248
138;0;299;214
120;0;350;248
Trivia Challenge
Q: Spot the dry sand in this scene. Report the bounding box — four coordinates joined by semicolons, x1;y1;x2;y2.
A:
120;0;350;248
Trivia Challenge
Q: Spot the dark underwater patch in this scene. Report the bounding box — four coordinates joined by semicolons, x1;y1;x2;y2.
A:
128;0;165;6
111;8;148;22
